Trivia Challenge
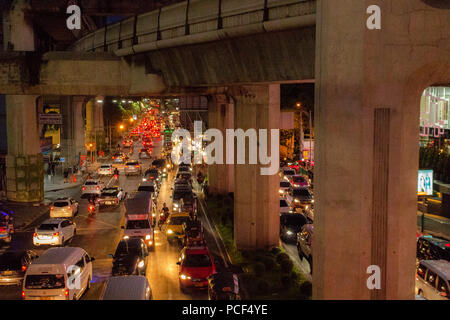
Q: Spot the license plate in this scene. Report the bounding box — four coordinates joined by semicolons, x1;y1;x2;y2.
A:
39;236;51;240
2;271;12;275
40;297;52;300
195;283;204;287
106;201;112;205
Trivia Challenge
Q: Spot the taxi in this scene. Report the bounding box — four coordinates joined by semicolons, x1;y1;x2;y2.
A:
177;245;216;291
165;212;191;243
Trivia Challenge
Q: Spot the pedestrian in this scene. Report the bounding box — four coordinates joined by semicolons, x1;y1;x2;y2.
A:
63;167;69;183
51;162;56;176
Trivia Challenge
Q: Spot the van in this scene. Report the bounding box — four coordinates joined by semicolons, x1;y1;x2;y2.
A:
123;192;155;250
22;247;95;300
101;275;152;300
416;260;450;300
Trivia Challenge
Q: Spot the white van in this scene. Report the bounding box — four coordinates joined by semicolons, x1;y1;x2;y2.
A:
22;247;95;300
101;275;152;300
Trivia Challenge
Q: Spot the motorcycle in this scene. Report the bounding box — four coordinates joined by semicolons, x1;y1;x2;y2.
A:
158;212;168;230
87;200;98;216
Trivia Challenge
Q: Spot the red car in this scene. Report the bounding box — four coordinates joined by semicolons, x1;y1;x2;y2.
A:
288;175;310;188
177;246;216;291
122;140;133;147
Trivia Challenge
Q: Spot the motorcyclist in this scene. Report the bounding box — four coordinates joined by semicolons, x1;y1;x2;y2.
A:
88;194;99;214
113;167;119;180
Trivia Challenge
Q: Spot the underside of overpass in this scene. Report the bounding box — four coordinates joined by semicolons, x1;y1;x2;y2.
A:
0;0;449;301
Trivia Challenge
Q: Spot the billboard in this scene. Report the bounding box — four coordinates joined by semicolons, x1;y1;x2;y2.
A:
418;170;433;196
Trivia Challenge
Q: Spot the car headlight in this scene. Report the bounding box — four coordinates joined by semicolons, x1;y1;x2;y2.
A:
305;205;309;210
286;230;294;235
180;274;191;280
152;213;156;217
295;199;300;203
123;235;129;240
145;235;151;240
279;189;283;194
163;168;166;172
167;229;173;234
138;260;145;268
174;204;179;208
142;178;147;181
312;199;314;203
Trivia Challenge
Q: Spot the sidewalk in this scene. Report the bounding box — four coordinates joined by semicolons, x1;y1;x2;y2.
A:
417;211;450;240
44;163;101;192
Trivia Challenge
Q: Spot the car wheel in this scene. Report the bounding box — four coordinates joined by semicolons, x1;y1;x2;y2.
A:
86;276;91;291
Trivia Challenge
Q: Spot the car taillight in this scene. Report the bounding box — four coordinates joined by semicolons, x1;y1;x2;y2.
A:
125;166;129;168
33;232;37;237
53;232;59;237
50;206;54;210
96;186;99;190
21;291;25;299
21;265;27;272
82;187;86;191
65;289;69;299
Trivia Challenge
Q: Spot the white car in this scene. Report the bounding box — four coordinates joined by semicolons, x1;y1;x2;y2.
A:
33;219;76;246
280;198;291;214
98;164;113;176
50;198;79;218
82;179;105;196
98;187;126;206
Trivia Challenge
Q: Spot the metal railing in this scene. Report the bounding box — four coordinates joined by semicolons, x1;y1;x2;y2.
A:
70;0;316;56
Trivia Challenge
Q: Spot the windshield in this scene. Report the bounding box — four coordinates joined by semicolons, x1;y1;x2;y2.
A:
53;201;69;207
85;181;97;186
25;274;65;289
183;254;212;268
169;217;191;225
284;170;295;175
293;189;312;198
127;162;138;166
293;176;306;183
114;242;141;256
285;215;307;226
101;191;118;197
38;224;58;231
100;166;111;169
280;181;290;187
126;220;150;229
173;192;192;201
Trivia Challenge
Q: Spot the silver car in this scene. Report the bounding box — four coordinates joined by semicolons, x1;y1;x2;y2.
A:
124;161;142;176
50;198;79;218
416;260;449;300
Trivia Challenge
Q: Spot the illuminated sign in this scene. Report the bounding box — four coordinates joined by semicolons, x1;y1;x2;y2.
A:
418;170;433;196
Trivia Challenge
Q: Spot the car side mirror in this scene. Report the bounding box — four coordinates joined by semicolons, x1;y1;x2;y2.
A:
176;262;181;265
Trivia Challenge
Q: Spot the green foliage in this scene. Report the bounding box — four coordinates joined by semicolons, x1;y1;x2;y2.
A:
252;262;266;277
261;256;277;272
280;258;294;274
276;252;290;264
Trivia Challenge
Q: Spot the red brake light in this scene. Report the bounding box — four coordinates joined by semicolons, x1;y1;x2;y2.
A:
446;244;450;248
50;206;54;210
21;265;27;272
21;291;25;299
53;232;59;237
65;289;69;299
33;232;37;237
82;187;86;191
96;186;99;190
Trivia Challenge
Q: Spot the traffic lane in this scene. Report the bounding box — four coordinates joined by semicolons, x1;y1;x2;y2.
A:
147;169;207;300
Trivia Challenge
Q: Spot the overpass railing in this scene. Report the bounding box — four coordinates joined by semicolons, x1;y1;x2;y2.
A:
70;0;316;56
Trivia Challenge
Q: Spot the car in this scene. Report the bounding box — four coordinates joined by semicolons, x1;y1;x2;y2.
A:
0;250;38;286
98;164;113;176
165;212;191;243
280;213;308;243
177;245;216;291
417;235;450;262
280;198;291;214
207;272;241;300
139;148;151;159
289;175;310;188
110;238;149;276
279;180;291;197
176;172;192;183
286;187;314;210
50;198;79;218
124;161;142;176
81;179;105;196
297;224;313;273
23;247;94;300
122;140;133;147
102;276;152;300
143;168;160;182
416;260;449;300
33;219;76;247
281;167;296;180
112;153;128;164
172;188;194;213
98;187;125;206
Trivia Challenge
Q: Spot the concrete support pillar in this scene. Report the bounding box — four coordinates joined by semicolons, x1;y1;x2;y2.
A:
207;94;235;195
232;84;280;249
60;96;86;166
2;0;34;51
72;97;86;164
6;95;44;202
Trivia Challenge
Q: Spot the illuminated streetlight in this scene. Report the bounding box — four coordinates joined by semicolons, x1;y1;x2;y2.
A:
119;124;125;130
